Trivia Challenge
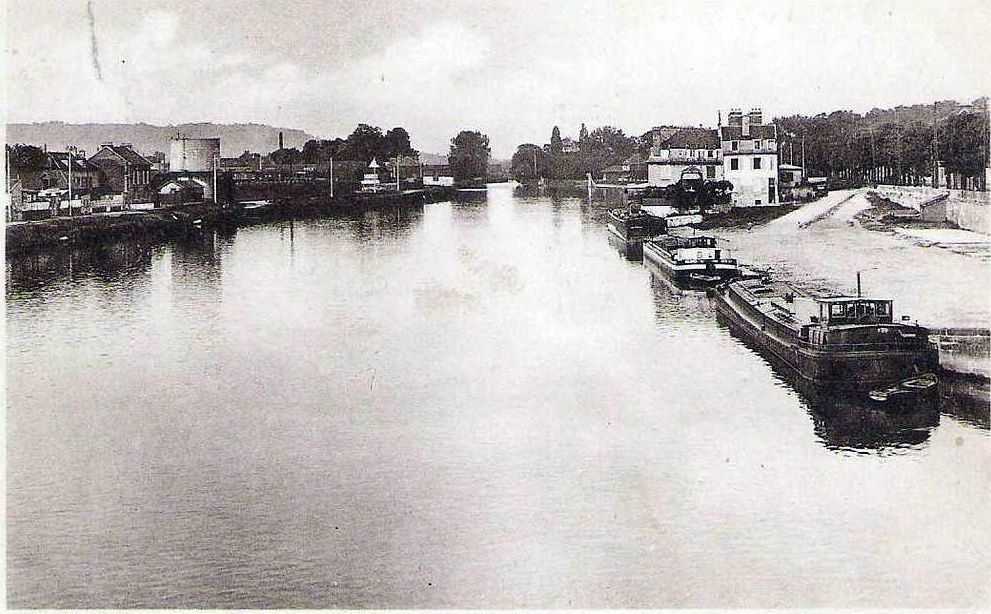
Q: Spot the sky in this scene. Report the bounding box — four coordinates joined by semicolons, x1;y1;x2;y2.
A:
5;0;990;158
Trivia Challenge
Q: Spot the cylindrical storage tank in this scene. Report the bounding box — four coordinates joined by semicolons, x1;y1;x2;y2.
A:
169;138;221;172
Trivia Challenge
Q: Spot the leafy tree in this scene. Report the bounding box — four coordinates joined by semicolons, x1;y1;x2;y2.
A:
550;126;562;154
449;130;490;182
510;144;546;182
377;127;417;162
943;111;988;185
341;124;384;163
301;138;344;164
271;147;303;170
582;126;635;177
7;144;47;171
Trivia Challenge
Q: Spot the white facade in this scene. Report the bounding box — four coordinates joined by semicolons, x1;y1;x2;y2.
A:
720;108;779;206
423;174;454;187
361;158;381;188
646;128;722;188
723;153;778;206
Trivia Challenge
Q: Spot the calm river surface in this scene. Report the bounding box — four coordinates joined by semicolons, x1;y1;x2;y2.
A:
7;184;989;608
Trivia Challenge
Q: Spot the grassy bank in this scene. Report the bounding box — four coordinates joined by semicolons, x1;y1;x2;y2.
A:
695;205;799;229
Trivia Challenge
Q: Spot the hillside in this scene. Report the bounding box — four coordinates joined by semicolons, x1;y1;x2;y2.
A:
6;122;316;157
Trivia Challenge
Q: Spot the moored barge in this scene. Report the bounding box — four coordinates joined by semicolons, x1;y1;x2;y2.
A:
712;276;939;392
643;235;740;289
607;204;666;241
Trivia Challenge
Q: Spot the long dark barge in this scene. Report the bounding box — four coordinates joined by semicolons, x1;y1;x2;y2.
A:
607;206;665;242
712;276;939;393
643;235;740;289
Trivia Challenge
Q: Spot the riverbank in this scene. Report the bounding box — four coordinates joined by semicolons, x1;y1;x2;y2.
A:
694;204;799;229
5;186;458;257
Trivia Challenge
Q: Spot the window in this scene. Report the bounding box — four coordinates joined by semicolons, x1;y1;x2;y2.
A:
753;158;762;170
706;165;715;178
730;158;739;170
770;158;774;169
755;140;762;149
755;199;762;205
731;141;739;151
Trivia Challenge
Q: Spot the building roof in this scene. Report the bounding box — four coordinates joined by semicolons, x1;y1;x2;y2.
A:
779;163;803;171
660;127;720;150
422;164;451;173
48;152;97;173
720;124;777;141
92;144;153;167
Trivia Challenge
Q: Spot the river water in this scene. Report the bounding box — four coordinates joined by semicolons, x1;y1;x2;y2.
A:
6;184;989;608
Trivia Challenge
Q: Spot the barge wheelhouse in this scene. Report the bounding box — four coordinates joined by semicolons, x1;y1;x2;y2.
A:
713;277;939;392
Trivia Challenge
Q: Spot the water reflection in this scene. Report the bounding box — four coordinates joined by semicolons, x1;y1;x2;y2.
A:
347;203;425;241
714;312;940;452
939;371;990;429
7;240;154;295
804;387;939;452
606;232;643;262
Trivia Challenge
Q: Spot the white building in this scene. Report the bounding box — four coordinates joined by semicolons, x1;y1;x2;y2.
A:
720;108;779;206
646;127;723;188
361;158;382;190
422;164;454;187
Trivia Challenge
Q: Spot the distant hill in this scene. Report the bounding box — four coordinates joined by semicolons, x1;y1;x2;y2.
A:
5;122;317;157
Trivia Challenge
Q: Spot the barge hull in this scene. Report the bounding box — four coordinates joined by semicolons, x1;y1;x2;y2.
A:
713;287;939;391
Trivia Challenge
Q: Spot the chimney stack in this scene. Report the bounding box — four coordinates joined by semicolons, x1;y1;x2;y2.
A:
741;115;750;137
748;108;763;127
727;109;743;127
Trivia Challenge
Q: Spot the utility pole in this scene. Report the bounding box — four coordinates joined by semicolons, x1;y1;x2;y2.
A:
532;147;537;177
67;147;73;216
329;156;334;199
869;125;876;183
212;153;218;204
801;133;806;179
932;101;939;188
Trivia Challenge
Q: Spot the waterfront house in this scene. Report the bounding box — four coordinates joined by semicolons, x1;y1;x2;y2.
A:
13;150;102;195
561;137;580;154
422;164;454;187
88;143;154;201
646;127;722;187
386;155;421;189
720;108;779;206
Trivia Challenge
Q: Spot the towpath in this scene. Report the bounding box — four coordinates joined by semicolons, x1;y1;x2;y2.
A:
710;189;990;329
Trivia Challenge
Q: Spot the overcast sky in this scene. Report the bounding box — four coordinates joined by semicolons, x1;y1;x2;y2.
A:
5;0;990;157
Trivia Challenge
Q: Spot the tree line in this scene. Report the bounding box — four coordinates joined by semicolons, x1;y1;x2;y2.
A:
511;98;989;190
274;125;489;184
510;124;642;183
774;98;987;189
